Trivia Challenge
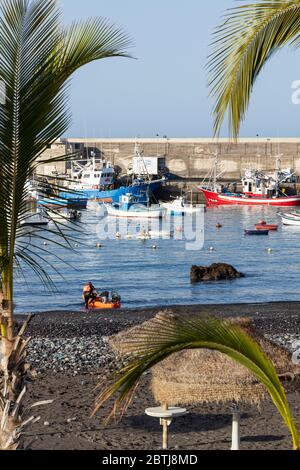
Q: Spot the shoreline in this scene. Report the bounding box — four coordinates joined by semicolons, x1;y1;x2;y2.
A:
15;299;300;319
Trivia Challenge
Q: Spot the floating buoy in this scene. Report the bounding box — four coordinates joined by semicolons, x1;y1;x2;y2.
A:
216;223;222;229
96;243;103;248
152;245;158;250
75;243;79;248
116;232;121;239
209;247;215;252
43;242;48;246
267;248;273;253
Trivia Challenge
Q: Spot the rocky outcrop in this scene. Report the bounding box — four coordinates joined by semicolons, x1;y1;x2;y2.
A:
191;263;244;283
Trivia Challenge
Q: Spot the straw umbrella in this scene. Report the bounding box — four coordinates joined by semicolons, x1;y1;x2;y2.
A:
109;313;299;450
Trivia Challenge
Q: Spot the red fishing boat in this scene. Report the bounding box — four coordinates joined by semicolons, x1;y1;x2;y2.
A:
200;188;300;207
199;156;300;207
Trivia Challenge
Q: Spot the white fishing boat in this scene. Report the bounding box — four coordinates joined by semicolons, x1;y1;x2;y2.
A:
106;194;165;219
20;212;48;227
48;209;81;221
161;196;203;215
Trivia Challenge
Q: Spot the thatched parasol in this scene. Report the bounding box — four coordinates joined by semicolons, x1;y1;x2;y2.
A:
109;312;299;450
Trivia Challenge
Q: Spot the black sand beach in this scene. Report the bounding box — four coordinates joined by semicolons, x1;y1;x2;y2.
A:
19;302;300;450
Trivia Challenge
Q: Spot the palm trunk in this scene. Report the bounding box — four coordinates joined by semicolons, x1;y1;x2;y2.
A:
0;265;33;450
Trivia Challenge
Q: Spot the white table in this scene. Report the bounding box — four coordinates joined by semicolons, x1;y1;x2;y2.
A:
145;406;188;450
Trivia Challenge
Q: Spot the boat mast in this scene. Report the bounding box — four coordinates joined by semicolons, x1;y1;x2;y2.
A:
213;152;218;192
274;153;282;198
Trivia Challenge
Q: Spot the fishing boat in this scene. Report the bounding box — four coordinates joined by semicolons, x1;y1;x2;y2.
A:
244;229;269;236
20;212;48;227
59;148;165;204
199;155;300;207
161;196;203;215
106;194;165;219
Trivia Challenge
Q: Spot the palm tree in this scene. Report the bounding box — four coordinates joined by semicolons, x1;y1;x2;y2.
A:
208;0;300;138
95;316;300;450
0;0;132;449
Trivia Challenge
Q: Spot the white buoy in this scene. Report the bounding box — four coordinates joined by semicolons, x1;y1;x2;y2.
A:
96;243;103;248
267;248;273;253
116;232;121;239
209;247;214;252
152;245;157;250
75;243;79;248
43;242;48;246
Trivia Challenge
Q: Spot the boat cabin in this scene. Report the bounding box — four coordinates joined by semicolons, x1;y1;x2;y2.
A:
72;163;115;190
119;193;141;210
242;170;276;197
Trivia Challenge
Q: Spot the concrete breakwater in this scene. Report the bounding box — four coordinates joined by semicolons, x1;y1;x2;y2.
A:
59;137;300;179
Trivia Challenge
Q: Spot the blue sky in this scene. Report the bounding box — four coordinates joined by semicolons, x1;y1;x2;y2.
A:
60;0;300;138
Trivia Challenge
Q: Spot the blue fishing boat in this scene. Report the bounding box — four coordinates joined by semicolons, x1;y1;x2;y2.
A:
106;193;165;219
58;149;165;204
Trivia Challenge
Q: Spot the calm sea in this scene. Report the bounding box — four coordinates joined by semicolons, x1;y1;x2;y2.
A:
14;205;300;314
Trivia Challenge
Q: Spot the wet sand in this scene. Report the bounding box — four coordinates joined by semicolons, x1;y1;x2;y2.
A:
19;302;300;450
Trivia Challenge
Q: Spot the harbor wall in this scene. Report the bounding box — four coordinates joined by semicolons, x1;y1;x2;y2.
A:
38;138;300;183
59;138;300;180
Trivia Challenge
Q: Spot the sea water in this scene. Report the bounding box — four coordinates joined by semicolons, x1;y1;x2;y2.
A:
14;205;300;313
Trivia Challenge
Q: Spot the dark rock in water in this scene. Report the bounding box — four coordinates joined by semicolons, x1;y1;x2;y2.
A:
191;263;244;283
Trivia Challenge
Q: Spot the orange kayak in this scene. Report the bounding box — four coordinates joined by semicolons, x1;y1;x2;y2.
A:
255;224;278;231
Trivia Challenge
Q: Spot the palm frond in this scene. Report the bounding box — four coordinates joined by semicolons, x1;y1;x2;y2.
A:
208;0;300;138
95;316;300;450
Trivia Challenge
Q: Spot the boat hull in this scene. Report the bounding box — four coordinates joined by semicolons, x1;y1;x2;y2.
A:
200;188;300;207
281;216;300;226
59;181;162;204
255;224;278;231
87;301;121;310
106;204;164;219
245;230;269;236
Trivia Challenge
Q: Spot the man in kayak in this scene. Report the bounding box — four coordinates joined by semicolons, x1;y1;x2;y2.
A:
83;282;97;309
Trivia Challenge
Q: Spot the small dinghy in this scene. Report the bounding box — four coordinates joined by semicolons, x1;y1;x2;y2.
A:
83;291;121;310
244;229;269;236
280;214;300;226
161;196;203;215
255;224;278;231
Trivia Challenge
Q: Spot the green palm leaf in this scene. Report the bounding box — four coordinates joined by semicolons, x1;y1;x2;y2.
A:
208;0;300;138
95;316;300;450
